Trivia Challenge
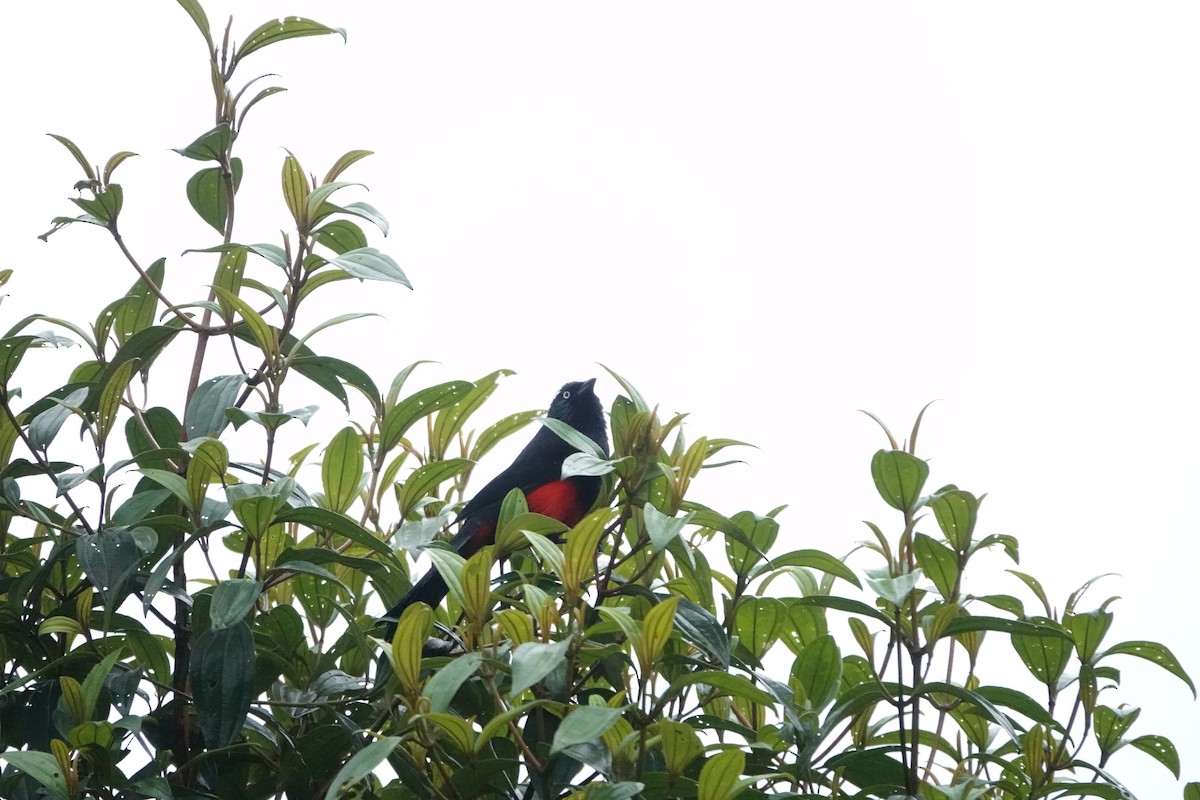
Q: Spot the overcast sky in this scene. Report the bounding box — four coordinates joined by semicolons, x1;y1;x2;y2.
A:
5;2;1199;795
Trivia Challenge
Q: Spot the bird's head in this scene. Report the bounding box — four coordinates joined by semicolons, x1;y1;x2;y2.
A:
547;378;609;455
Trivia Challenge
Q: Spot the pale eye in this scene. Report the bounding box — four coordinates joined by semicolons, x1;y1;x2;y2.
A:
562;391;571;399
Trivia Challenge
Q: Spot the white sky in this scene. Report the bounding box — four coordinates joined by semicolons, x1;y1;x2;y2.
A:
4;2;1199;795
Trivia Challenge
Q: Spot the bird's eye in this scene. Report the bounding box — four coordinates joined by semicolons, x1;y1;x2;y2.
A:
562;391;571;399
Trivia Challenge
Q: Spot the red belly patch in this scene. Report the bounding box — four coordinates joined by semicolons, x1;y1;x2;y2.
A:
526;480;584;527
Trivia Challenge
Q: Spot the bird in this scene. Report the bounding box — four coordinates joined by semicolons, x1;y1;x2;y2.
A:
382;378;608;626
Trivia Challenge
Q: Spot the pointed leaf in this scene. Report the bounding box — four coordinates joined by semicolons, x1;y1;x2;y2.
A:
185;374;245;439
212;286;276;356
175;0;214;48
321;426;363;514
191;623;255;747
396;457;473;519
1101;640;1196;697
510;638;572;696
326;247;410;286
871;449;929;511
237;17;347;60
210;579;262;630
48;133;95;181
321;736;401;800
382;380;474;453
174;123;232;162
551;706;624;755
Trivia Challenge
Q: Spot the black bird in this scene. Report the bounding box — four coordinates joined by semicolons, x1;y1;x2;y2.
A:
382;378;608;624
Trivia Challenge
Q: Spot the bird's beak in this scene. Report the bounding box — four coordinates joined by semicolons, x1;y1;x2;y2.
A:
582;378;597;393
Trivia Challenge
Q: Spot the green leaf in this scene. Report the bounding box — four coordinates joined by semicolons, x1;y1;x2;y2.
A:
864;566;922;607
913;533;959;600
675;599;731;668
174;123;232;162
659;718;704;777
551;705;624;755
76;528;141;607
96;359;133;446
424;652;483;714
562;508;614;594
697;747;746;800
667;671;774;706
321;426;363;514
237;16;347;60
1183;782;1200;800
1008;569;1053;616
973;685;1056;727
80;649;122;723
186;437;228;512
1066;609;1113;663
470;409;541;463
735;597;782;660
212;286;277;356
323;149;373;184
644;502;692;552
1;750;69;799
98;325;180;389
389;603;432;695
396;457;473;519
313;218;368;255
1011;617;1073;687
115;257;166;345
916;682;1020;743
227;478;295;539
212;246;247;318
822;748;906;796
137;467;192;509
175;0;213;47
275;506;393;557
600;364;649;412
791;634;842;711
536;416;607;459
191;623;256;747
930;488;978;551
754;548;861;588
102;150;138;184
291;354;381;413
325;247;410;286
226;404;317;432
1132;734;1180;777
1101;640;1196;698
0;335;40;384
125;629;171;686
210;579;262;630
47;133;96;181
185;374;245;439
237;85;287;129
870;449;929;511
793;594;894;626
186;160;242;233
510;638;572;696
382;381;475;452
321;736;401;800
305;180;363;219
327;200;389;234
724;510;777;578
28;387;87;451
431;370;511;459
636;596;680;671
281;151;311;227
561;451;622;478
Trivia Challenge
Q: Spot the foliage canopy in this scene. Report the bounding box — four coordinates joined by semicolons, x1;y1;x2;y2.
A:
0;3;1193;799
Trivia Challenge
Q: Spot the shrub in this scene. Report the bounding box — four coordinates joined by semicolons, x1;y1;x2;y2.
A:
0;3;1192;798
